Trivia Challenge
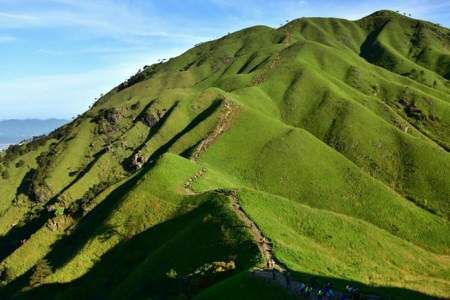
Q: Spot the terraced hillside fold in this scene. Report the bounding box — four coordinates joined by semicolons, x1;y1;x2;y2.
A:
0;10;449;300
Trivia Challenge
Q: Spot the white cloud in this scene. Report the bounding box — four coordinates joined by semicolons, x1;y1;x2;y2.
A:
0;11;40;28
0;49;184;119
0;1;209;44
0;34;17;43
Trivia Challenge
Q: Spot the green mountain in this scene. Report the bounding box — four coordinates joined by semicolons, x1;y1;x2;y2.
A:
0;10;449;300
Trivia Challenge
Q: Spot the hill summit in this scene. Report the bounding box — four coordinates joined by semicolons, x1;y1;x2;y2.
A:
0;10;449;300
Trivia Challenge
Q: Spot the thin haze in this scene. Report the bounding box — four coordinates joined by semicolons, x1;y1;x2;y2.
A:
0;0;449;119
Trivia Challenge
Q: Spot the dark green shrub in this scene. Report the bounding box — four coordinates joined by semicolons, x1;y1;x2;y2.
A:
0;265;13;283
117;63;160;91
68;181;110;218
15;160;25;168
30;259;52;287
131;102;140;110
1;170;9;180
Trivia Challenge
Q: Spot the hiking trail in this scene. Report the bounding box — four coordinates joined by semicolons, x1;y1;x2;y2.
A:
183;99;384;300
184;172;386;300
252;52;282;85
191;100;238;162
228;190;282;269
185;99;281;269
253;268;386;300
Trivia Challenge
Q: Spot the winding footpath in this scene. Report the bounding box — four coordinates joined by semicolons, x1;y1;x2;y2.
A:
220;190;283;270
184;103;385;300
191;100;238;162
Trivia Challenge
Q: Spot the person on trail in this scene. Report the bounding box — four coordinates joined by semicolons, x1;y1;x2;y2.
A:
270;258;276;268
317;288;325;300
340;285;353;300
325;287;335;300
285;273;291;289
272;268;276;280
324;282;335;300
305;285;314;298
298;282;306;295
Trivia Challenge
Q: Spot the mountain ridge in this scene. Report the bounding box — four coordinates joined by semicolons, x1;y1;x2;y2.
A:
0;10;449;299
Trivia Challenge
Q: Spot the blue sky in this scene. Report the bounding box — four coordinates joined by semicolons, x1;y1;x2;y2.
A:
0;0;449;120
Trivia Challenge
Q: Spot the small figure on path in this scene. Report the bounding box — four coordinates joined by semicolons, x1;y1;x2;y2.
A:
341;285;353;300
298;282;306;294
317;288;325;300
325;282;335;299
304;285;313;297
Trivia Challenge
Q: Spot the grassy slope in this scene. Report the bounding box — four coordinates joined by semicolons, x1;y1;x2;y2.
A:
239;189;450;298
0;10;449;300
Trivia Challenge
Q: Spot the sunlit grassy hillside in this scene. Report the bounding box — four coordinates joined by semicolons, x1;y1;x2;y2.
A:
0;10;449;300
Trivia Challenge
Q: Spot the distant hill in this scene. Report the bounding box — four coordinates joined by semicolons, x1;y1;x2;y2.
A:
0;119;68;148
0;10;449;300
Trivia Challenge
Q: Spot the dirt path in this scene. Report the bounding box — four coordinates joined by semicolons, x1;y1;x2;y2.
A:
183;100;384;300
252;53;282;85
224;190;284;270
224;190;382;300
184;166;207;193
186;185;385;300
185;98;281;268
191;100;238;162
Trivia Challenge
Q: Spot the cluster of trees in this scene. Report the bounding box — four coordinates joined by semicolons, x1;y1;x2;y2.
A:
0;259;53;287
117;63;160;91
45;180;115;231
0;265;13;285
1;169;9;180
91;108;124;142
0;134;49;165
15;159;25;168
14;143;58;204
49;123;73;140
130;101;141;111
395;10;412;17
67;181;110;218
92;107;122;126
29;259;52;287
33;145;58;203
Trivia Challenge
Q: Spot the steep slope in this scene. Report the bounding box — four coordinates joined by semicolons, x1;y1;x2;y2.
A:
0;10;449;300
